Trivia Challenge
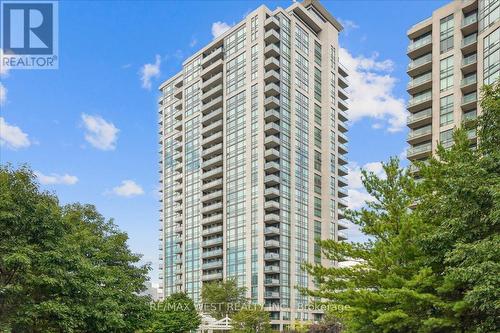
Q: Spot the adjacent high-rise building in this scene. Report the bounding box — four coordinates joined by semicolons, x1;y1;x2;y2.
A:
406;0;499;163
157;0;349;329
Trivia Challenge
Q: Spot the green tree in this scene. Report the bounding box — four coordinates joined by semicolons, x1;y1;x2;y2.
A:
0;165;152;332
201;278;247;319
145;292;200;333
231;306;272;333
301;81;500;332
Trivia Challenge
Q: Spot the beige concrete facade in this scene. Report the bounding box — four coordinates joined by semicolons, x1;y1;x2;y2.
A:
406;0;499;163
158;0;349;330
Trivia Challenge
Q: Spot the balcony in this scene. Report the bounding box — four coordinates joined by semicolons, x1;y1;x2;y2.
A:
264;187;280;199
174;110;183;121
173;132;182;142
264;200;280;211
201;96;223;115
338;75;349;89
338;198;348;209
174;100;182;111
202;248;223;259
173;215;182;224
264;278;280;286
338;109;348;122
338;187;348;198
407;142;432;160
461;91;477;110
264;57;280;71
463;109;477;124
264;16;279;30
407;125;432;145
264;96;280;109
201;84;223;103
264;122;280;135
264;43;280;57
461;33;477;53
202;237;223;248
460;73;477;93
174;246;182;254
338;86;348;100
202;155;223;170
201;213;223;225
407;108;432;128
338;98;348;111
407;35;432;58
202;166;223;181
175;225;183;234
264;213;280;224
338;154;348;166
174;194;183;203
264;227;280;236
264;135;280;149
201;202;223;214
201;190;223;203
407;53;432;76
338;131;348;144
265;148;280;161
264;109;280;122
338;219;349;230
461;13;478;35
338;231;348;241
264;82;280;97
461;53;477;74
202;178;223;192
202;143;223;159
338;63;348;78
202;225;223;237
264;69;280;83
407;72;432;94
201;131;223;148
264;265;280;273
202;107;223;125
201;47;223;68
338;164;348;176
201;59;223;79
264;161;280;173
201;272;223;281
202;260;223;270
202;72;223;91
264;291;280;299
338;176;348;187
338;142;348;155
264;29;280;43
408;90;432;112
174;183;183;193
264;175;280;186
174;87;182;99
202;119;223;137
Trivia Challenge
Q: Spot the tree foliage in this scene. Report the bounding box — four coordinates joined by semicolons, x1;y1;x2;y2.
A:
302;81;500;332
230;306;272;333
0;165;152;332
145;292;200;333
200;278;247;319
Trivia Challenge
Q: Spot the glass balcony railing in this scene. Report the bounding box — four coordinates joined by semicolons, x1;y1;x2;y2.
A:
462;33;477;47
407;142;432;157
461;74;477;87
408;91;432;107
462;92;477;105
408;53;432;70
408;35;432;52
462;53;477;66
463;110;477;122
408;126;432;139
407;108;432;124
408;72;432;88
462;14;477;27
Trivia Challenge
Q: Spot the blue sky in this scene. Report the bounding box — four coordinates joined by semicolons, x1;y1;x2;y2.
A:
1;0;449;283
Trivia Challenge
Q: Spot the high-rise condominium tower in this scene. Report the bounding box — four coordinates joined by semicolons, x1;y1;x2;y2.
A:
406;0;499;163
157;0;349;329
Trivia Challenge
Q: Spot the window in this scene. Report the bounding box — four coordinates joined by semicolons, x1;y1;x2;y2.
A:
314;197;322;218
225;26;246;57
314;127;322;148
295;24;309;54
440;128;453;147
483;28;499;85
314;67;322;102
314;40;322;66
479;0;500;31
314;104;321;125
184;58;200;84
226;53;246;94
184;82;200;117
440;15;454;53
314;150;321;172
295;52;309;91
440;95;454;126
440;56;454;91
314;174;322;194
251;45;258;81
251;16;258;42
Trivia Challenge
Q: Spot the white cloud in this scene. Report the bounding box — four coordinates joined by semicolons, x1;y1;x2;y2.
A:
139;55;161;90
347;161;384;210
111;180;144;197
0;82;6;106
0;49;11;77
338;18;359;34
211;21;232;39
189;37;197;48
0;117;31;150
81;114;119;151
35;171;78;185
339;48;407;132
